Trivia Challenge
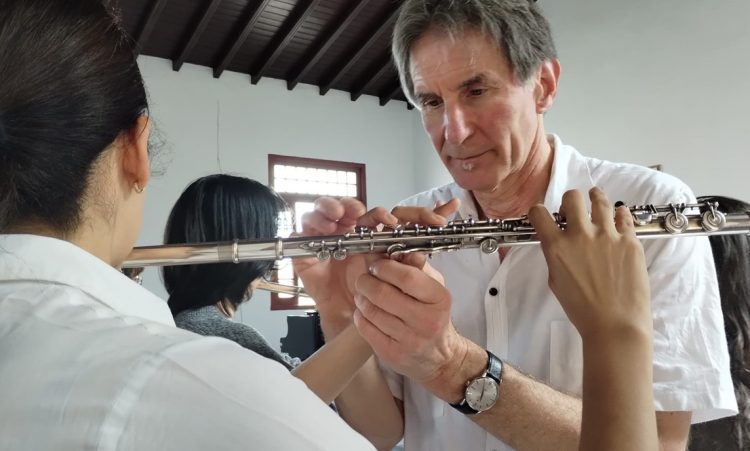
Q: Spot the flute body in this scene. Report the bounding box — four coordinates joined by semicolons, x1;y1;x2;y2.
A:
123;202;750;268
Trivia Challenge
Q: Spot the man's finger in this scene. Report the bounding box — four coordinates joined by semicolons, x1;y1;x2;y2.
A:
300;211;339;235
338;197;368;228
390;206;450;226
433;198;460;218
358;206;398;228
367;259;448;305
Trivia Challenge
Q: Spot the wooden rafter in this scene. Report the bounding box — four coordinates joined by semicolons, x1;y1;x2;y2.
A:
213;0;272;79
318;6;400;96
172;0;223;71
350;52;393;101
134;0;168;56
285;0;369;91
251;0;323;85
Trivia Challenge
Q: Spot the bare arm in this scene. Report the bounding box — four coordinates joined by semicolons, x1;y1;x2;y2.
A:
530;188;660;451
291;323;372;405
426;340;582;450
313;313;404;450
333;357;405;450
290;322;404;450
657;412;691;451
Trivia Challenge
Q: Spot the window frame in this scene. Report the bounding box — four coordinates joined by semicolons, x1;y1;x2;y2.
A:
268;154;367;310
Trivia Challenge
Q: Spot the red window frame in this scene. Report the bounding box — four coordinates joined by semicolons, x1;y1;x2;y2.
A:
268;154;367;310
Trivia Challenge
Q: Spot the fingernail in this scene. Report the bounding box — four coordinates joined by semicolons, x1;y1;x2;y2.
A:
368;265;376;275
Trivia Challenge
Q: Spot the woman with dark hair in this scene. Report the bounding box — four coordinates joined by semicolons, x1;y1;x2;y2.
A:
162;175;390;410
163;175;299;369
689;196;750;451
0;1;374;449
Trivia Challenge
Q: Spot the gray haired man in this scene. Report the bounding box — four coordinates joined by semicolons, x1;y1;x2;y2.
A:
297;1;737;450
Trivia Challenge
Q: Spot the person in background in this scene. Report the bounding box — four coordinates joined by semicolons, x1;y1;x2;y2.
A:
689;196;750;451
164;174;301;370
0;1;374;449
163;174;391;407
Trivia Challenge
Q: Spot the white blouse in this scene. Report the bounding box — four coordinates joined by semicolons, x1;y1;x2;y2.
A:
0;234;373;451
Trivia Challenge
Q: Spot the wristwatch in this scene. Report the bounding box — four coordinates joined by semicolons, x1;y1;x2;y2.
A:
450;350;503;415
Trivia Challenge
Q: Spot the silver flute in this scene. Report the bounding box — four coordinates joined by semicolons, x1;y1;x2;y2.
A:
123;202;750;269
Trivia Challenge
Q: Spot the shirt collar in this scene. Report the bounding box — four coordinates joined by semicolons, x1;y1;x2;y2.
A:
0;234;174;326
542;134;596;211
453;134;595;219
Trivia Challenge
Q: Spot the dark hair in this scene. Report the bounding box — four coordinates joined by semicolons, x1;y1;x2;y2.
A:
163;175;286;316
0;0;148;234
393;0;557;106
689;196;750;450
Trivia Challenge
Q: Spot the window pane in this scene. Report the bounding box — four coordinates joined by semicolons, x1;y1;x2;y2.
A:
274;164;286;180
347;172;357;184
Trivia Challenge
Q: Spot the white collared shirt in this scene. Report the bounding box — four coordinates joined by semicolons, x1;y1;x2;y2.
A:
0;234;374;451
388;134;737;451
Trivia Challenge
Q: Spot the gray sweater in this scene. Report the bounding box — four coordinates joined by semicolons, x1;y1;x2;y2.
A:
174;305;301;370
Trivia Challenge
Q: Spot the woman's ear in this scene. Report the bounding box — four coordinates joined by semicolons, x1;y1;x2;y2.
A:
121;115;151;193
535;58;561;114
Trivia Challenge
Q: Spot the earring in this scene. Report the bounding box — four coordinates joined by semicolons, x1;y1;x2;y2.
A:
134;182;145;194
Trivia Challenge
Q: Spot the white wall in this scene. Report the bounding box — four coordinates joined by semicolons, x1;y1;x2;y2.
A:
136;56;416;350
412;0;750;201
542;0;750;201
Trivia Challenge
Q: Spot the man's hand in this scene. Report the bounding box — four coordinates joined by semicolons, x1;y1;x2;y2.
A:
353;254;466;388
294;197;460;338
293;197;394;337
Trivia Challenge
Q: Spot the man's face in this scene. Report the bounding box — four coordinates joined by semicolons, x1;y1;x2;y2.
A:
410;27;545;194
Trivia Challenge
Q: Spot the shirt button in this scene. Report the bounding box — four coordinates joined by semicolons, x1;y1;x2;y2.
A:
489;287;498;296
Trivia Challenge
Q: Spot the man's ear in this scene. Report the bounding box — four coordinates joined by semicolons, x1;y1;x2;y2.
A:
121;115;151;192
535;58;561;114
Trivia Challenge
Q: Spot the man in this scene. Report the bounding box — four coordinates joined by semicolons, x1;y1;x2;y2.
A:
296;1;736;450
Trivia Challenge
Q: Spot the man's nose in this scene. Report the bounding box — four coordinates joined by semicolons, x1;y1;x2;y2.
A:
444;105;473;145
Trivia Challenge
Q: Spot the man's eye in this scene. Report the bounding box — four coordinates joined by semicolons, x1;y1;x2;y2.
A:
423;99;442;109
469;88;486;97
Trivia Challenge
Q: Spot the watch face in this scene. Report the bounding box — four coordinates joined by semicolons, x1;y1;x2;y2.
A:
465;377;499;412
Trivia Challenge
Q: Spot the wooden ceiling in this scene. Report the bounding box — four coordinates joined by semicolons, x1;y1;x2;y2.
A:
118;0;411;107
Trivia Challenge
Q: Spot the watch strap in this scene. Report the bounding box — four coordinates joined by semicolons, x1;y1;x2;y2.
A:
486;350;503;384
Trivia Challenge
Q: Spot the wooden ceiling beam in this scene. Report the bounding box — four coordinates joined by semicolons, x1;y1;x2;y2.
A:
213;0;272;79
349;52;393;102
172;0;223;71
379;78;403;106
134;0;168;56
285;0;369;91
251;0;322;85
318;6;400;96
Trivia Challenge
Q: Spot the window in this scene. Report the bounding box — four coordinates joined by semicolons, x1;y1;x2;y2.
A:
268;154;366;310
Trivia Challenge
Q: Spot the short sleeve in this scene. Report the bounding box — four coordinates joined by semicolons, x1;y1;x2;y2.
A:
641;188;738;422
